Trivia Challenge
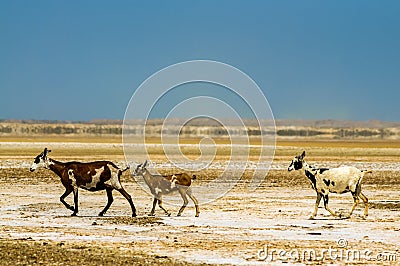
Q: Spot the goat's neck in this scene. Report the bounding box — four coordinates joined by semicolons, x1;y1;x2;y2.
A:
47;158;66;178
141;168;153;186
302;161;316;174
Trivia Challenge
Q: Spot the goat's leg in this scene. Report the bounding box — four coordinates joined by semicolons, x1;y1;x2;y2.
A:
157;199;171;216
177;188;189;217
359;192;369;219
310;193;322;219
348;191;360;218
149;198;157;216
187;188;199;217
323;194;338;218
60;186;75;212
71;188;78;216
99;188;114;216
116;187;137;217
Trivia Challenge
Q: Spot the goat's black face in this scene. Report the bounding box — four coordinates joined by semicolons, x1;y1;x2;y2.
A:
288;151;306;171
133;162;147;176
30;148;51;172
293;159;303;170
30;153;44;172
33;154;42;164
133;164;142;176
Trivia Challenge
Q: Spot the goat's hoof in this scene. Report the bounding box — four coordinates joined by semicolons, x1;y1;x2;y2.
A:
148;213;155;217
98;212;104;217
71;213;77;216
309;216;315;220
195;214;199;217
177;213;182;217
338;212;350;219
132;213;137;217
167;213;171;217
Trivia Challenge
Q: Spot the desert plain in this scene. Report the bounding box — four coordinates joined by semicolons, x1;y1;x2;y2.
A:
0;133;399;265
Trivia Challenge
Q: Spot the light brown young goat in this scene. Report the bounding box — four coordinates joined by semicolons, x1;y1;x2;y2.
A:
133;161;199;217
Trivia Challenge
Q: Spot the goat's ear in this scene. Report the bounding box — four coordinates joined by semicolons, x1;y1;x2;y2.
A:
301;151;306;158
143;160;148;167
43;148;51;158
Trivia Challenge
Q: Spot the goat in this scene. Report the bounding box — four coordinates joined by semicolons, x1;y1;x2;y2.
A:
30;148;136;217
133;160;199;217
288;151;371;219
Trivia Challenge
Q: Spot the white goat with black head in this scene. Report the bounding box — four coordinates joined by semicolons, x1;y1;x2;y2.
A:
288;151;371;219
133;160;199;217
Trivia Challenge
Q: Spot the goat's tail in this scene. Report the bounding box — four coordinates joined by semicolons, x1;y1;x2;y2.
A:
192;175;197;180
121;165;130;173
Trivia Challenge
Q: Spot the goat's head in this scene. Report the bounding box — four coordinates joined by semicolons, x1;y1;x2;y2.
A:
30;148;51;172
288;151;306;171
133;160;148;176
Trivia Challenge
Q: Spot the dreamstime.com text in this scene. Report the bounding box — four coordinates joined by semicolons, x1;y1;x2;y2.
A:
257;239;397;263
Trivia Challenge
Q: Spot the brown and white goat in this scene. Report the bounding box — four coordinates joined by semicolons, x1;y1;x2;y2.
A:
133;160;199;217
288;151;371;219
30;148;136;217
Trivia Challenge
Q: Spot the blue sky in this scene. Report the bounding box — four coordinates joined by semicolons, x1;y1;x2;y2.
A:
1;1;399;121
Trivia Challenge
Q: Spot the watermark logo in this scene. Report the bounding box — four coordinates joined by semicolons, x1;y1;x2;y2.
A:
123;60;275;205
257;238;397;263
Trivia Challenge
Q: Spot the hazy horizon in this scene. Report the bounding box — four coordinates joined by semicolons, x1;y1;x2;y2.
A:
2;117;400;126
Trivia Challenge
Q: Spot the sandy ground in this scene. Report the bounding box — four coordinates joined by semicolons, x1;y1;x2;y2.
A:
0;141;399;265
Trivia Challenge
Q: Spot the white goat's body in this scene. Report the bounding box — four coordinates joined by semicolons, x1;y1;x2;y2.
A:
289;151;370;219
313;166;364;194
